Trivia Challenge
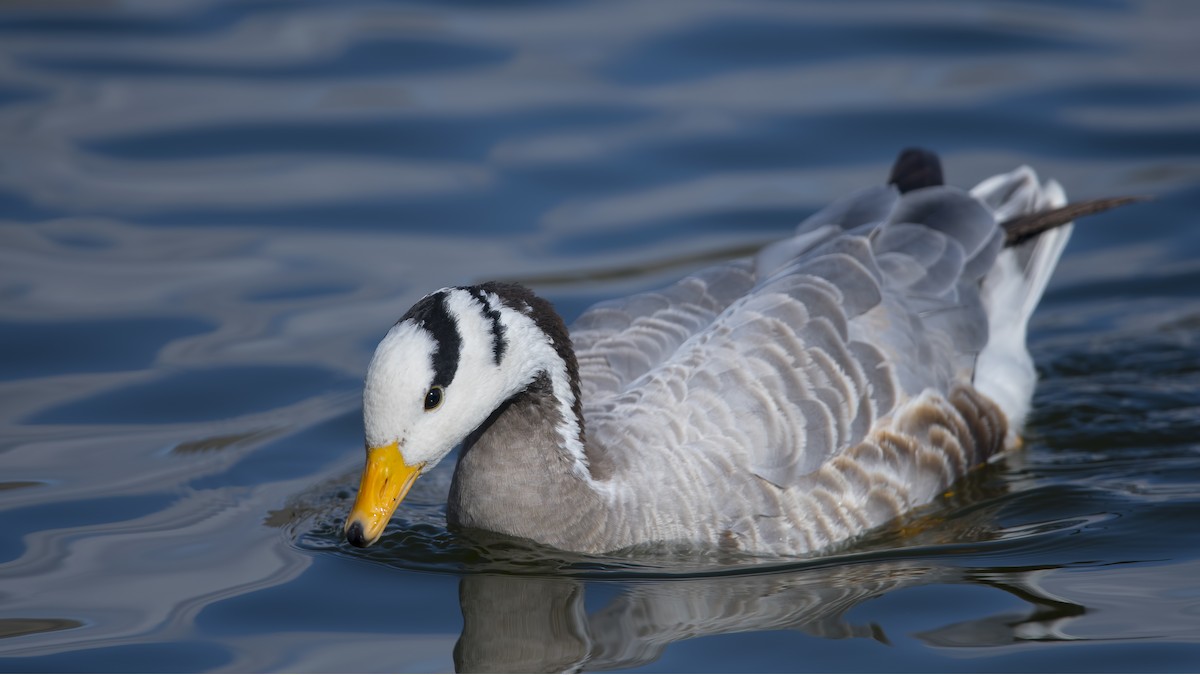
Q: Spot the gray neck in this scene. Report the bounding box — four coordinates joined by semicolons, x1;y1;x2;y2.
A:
446;374;613;552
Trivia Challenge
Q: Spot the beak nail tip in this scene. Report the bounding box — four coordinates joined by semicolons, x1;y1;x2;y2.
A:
346;520;367;548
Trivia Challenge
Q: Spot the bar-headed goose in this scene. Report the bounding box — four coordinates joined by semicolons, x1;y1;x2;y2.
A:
344;149;1135;556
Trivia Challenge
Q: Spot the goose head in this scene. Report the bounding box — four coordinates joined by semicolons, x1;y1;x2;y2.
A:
344;282;582;547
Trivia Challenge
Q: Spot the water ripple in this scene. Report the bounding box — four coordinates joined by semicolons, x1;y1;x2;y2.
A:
2;0;1198;670
602;18;1105;86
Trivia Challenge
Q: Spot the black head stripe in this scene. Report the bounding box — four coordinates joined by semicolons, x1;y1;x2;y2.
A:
468;287;507;365
399;291;462;389
478;281;583;440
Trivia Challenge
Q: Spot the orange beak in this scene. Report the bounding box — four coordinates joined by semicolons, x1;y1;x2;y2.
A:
344;441;423;547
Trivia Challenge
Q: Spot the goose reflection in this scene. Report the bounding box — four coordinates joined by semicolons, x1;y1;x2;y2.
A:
914;567;1086;646
283;460;1099;671
453;559;1090;673
448;461;1038;672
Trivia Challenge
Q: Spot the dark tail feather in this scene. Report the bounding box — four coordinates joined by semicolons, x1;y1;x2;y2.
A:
888;147;944;194
1002;196;1149;247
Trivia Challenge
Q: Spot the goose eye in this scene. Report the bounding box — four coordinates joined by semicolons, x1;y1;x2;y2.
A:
423;385;444;411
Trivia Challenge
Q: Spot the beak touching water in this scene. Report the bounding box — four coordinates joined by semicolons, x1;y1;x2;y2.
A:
344;441;423;547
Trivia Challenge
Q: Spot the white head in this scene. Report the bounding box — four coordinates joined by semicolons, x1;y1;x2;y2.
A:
345;283;582;547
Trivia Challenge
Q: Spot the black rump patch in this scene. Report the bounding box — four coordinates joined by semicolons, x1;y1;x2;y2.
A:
889;147;944;194
399;291;462;389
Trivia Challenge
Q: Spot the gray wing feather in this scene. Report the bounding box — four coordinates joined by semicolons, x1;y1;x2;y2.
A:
575;171;1048;554
886;187;999;264
570;260;758;402
583;179;1004;438
795;184;898;234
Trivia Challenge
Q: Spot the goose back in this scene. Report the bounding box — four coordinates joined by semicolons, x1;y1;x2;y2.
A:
569;173;1048;554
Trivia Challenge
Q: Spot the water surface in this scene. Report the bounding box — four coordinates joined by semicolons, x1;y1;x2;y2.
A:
2;0;1199;672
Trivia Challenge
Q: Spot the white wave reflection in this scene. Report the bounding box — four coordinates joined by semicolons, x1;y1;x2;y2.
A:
0;480;311;658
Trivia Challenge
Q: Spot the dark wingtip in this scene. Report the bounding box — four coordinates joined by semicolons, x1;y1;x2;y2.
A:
346;520;368;548
1002;195;1152;247
889;147;944;194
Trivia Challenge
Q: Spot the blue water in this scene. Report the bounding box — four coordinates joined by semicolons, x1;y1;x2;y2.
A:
2;0;1199;671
